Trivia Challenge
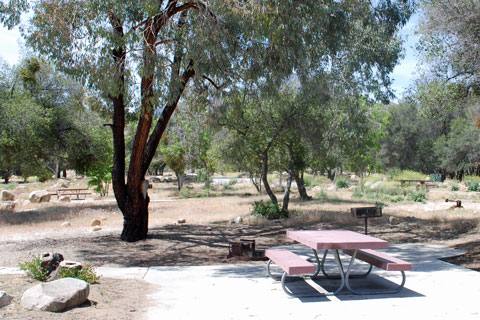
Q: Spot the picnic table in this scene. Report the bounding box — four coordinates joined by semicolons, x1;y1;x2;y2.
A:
397;179;433;188
266;229;412;296
50;188;91;200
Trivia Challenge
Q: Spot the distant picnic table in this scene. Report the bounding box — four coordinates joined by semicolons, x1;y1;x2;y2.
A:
49;188;91;200
396;179;435;189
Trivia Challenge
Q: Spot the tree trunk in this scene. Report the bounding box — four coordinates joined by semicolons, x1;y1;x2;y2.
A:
327;168;335;181
282;144;295;211
62;169;67;178
293;170;312;201
120;182;150;241
250;172;261;193
55;158;60;179
261;150;278;205
202;160;210;189
109;9;194;242
175;172;184;190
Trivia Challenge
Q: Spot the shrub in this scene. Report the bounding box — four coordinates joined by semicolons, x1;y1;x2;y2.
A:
19;254;48;282
251;201;288;220
409;191;426;203
196;169;207;182
352;188;363;198
315;190;328;200
19;254;100;283
335;177;349;189
59;264;99;284
451;185;459;192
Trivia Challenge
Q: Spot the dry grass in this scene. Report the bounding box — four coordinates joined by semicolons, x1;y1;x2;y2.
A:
2;174;480;240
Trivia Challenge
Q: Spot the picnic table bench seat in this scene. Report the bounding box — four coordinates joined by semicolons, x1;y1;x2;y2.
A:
265;249;315;275
344;249;412;271
265;249;316;297
343;248;412;294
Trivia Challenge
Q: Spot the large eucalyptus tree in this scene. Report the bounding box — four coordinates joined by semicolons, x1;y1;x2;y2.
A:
1;0;413;241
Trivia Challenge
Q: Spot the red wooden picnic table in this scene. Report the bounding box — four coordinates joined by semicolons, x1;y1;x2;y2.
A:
286;229;388;294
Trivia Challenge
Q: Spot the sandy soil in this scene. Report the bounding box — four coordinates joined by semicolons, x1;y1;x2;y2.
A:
0;178;479;319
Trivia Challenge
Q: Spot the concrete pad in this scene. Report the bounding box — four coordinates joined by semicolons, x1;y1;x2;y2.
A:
1;243;478;319
141;243;480;320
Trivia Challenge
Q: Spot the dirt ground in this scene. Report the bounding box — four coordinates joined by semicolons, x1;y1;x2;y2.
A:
0;177;479;319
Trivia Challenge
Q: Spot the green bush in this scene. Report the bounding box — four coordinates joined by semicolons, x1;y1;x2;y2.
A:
19;254;100;283
59;264;99;284
409;191;426;203
451;185;459;191
467;182;479;192
335;177;349;189
315;190;328;200
251;201;288;220
352;188;363;198
196;169;207;182
19;254;48;282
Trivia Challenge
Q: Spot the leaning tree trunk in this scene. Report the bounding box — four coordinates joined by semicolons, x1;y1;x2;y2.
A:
282;144;295;211
293;170;312;201
261;150;278;205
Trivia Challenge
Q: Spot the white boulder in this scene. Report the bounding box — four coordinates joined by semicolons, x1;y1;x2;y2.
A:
29;190;51;203
55;179;69;188
20;278;90;312
369;181;383;190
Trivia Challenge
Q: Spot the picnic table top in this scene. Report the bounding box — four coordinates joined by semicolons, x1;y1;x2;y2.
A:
396;179;431;183
56;188;90;192
286;229;388;251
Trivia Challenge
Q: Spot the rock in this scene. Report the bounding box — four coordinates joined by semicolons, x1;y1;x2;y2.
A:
234;216;243;224
369;181;383;190
61;221;71;227
0;291;13;308
0;202;15;212
47;261;83;282
1;190;15;201
41;253;64;276
58;260;83;272
271;185;285;193
20;278;90;312
150;177;161;183
229;218;235;224
327;184;337;191
389;216;400;225
57;196;71;202
90;219;101;227
55;179;69;188
177;218;186;224
92;226;102;232
29;190;51;203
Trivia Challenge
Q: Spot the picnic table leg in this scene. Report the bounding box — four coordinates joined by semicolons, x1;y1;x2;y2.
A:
344;250;407;295
320;250;372;279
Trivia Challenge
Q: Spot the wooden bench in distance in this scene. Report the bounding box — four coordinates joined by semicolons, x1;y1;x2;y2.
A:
344;249;412;294
265;249;315;297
